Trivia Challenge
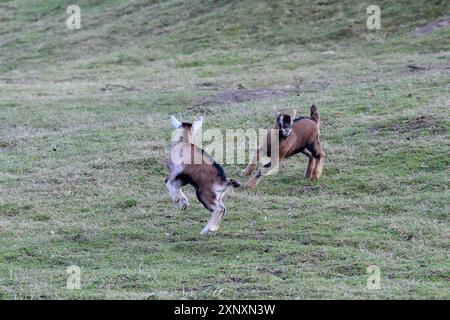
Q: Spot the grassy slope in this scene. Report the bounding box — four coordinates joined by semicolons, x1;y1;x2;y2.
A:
0;0;449;299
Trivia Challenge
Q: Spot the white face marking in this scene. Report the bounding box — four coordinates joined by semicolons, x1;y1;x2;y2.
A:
280;115;292;136
278;115;284;128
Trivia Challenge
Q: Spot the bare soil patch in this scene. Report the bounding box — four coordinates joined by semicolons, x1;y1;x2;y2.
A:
195;87;297;106
371;115;445;135
0;140;16;149
287;184;326;193
100;84;141;92
405;61;450;73
410;16;450;36
391;115;446;134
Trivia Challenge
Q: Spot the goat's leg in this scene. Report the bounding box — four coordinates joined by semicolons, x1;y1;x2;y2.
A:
165;178;189;210
209;192;228;232
304;153;316;179
178;188;190;210
245;159;279;189
311;142;325;180
196;188;225;235
165;177;180;203
201;207;226;235
243;163;257;177
209;207;226;232
243;149;260;176
178;188;189;210
312;153;324;180
245;171;263;189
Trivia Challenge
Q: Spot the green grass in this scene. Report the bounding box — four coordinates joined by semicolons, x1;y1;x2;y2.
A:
0;0;449;299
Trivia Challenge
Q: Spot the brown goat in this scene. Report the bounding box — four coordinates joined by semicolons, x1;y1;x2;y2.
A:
166;116;240;235
243;104;324;188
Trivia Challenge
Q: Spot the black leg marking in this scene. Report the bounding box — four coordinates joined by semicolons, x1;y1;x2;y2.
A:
306;143;322;159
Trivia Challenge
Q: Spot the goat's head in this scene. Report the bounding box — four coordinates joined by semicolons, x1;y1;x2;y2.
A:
273;106;297;137
170;115;203;144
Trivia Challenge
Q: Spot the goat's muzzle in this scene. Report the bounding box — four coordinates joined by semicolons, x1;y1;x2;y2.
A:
227;178;241;188
281;128;291;137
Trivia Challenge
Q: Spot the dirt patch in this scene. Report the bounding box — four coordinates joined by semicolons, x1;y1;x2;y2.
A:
195;87;297;106
371;115;445;134
410;16;450;36
405;61;450;73
195;81;221;90
186;104;214;115
336;263;364;276
403;116;445;134
228;275;250;284
141;247;160;254
100;83;141;92
0;140;16;149
391;115;435;132
288;184;326;193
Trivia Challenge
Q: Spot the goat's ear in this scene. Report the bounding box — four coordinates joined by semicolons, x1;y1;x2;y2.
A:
291;109;297;119
170;116;182;129
193;115;203;133
272;106;280;117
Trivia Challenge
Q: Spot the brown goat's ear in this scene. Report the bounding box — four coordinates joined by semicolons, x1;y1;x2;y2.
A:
291;109;297;119
272;106;280;117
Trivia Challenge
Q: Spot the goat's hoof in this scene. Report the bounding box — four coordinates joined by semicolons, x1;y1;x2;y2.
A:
179;199;189;210
245;181;257;189
200;228;212;236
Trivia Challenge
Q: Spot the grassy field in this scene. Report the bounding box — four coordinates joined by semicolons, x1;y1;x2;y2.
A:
0;0;449;299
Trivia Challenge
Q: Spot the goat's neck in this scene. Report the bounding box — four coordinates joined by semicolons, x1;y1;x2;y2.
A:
171;133;193;148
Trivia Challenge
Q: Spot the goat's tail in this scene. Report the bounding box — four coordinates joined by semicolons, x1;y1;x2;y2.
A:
226;178;241;188
310;104;320;125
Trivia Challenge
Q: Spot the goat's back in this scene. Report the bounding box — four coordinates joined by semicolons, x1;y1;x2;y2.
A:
278;118;319;158
169;143;228;188
292;117;319;142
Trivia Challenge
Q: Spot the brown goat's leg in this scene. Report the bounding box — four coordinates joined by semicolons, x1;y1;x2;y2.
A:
245;172;262;189
304;153;316;179
243;163;257;176
311;143;325;180
246;159;279;189
243;149;260;176
312;155;324;180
